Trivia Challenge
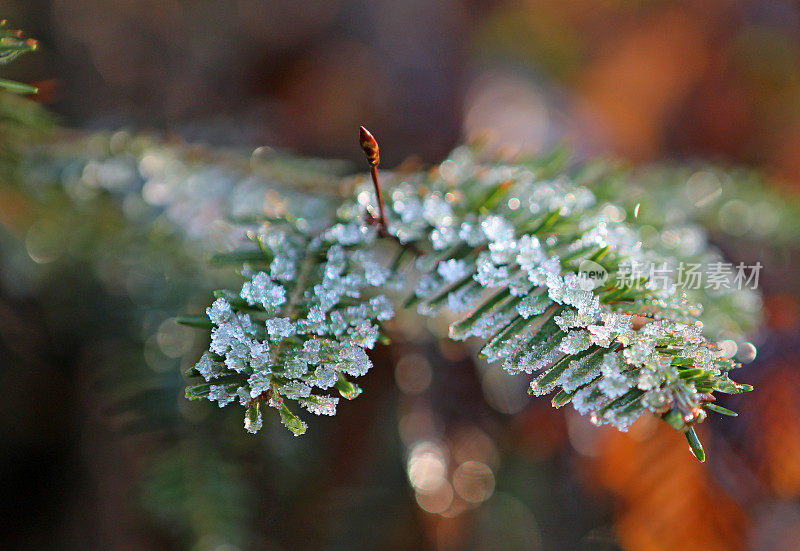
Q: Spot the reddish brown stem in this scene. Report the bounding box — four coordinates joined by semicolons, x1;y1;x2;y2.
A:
359;126;388;232
370;164;388;232
358;126;424;257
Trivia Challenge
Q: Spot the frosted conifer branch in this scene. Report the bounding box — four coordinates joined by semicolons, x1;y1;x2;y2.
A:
185;220;396;435
183;141;754;460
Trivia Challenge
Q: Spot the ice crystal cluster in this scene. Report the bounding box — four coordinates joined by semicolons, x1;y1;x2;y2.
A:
183;145;752;457
185;221;395;435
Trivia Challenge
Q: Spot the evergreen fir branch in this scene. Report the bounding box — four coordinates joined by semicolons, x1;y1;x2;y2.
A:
1;89;760;460
183;138;755;459
186;219;397;435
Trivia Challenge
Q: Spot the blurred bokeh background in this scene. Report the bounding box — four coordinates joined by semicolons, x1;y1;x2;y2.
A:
2;1;800;550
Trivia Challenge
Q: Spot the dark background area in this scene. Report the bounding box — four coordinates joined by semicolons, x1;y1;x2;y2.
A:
9;0;800;178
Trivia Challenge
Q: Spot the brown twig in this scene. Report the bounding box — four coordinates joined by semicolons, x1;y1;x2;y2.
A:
358;126;423;257
359;126;388;232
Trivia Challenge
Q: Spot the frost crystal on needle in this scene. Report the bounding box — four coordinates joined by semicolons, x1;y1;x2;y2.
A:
266;317;295;341
241;272;286;311
437;259;470;283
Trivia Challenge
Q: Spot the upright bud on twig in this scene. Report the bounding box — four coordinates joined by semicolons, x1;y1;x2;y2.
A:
359;126;380;167
359;126;387;231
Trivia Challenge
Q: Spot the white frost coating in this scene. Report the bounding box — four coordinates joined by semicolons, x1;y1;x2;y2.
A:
459;219;486;246
247;370;272;398
270;252;298;281
338;344;372;377
209;384;237;407
558;349;603;393
437;259;470;283
313;365;338;389
369;296;394;321
192;217;395;434
194;353;221;381
430;224;457;250
240;272;286;311
207;298;234;325
422;194;453;226
598;353;632;399
280;380;312;400
266;317;295;341
516;297;549;320
446;284;481;313
559;330;593;354
481;215;514;243
249;341;271;370
244;409;263;433
300;396;339;416
475;253;510;287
